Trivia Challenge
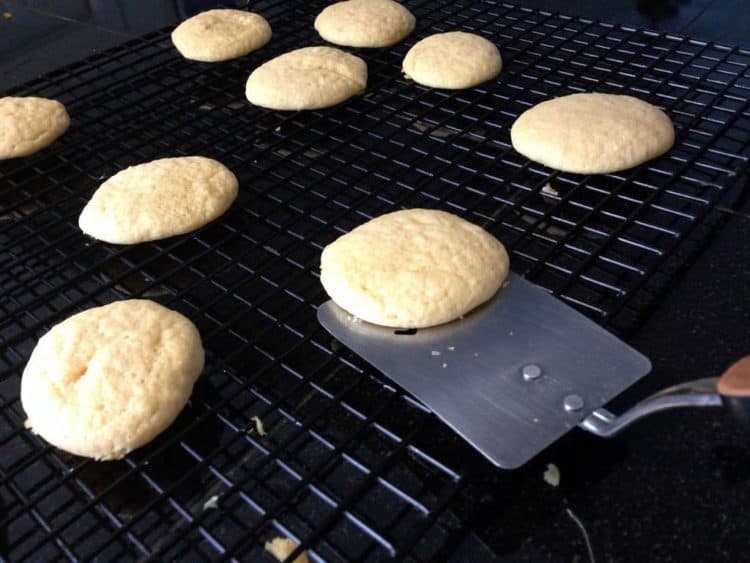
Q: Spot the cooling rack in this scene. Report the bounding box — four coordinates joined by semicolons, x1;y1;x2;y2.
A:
1;0;749;560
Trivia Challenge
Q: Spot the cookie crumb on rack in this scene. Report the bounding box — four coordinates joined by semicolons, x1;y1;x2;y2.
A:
203;495;219;511
265;537;309;563
249;415;267;436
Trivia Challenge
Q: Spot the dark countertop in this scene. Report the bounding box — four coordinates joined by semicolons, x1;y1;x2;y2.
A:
0;1;748;561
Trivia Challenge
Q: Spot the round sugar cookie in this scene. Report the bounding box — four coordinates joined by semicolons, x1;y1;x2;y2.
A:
21;300;205;460
79;156;238;244
246;46;367;110
403;31;502;89
0;97;69;159
315;0;415;48
510;92;675;174
171;9;271;62
320;209;510;328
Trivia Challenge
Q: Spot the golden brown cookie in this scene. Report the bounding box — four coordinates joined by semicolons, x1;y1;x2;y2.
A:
403;32;502;89
320;209;510;328
172;9;271;62
0;96;69;159
79;156;238;244
246;46;367;110
510;93;675;173
21;300;205;460
315;0;415;48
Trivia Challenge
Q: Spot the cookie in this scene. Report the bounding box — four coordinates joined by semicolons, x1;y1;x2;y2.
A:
246;46;367;110
320;209;510;328
21;300;205;460
510;92;675;174
79;156;238;244
315;0;415;48
0;97;69;159
171;9;271;62
403;32;502;89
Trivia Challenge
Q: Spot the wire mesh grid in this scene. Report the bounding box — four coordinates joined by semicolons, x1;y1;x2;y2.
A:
1;0;749;560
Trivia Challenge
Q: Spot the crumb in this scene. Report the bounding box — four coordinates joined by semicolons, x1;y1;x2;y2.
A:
447;346;455;351
541;183;558;196
431;350;441;356
442;363;447;368
275;126;281;132
533;417;539;423
248;415;267;436
3;12;12;20
203;495;219;510
473;352;479;358
543;463;560;487
429;126;453;139
265;537;309;563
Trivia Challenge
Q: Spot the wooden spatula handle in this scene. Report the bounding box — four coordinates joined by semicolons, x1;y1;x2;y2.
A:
717;356;750;397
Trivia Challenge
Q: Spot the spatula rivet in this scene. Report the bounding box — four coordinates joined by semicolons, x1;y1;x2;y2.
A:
563;394;584;412
522;364;542;381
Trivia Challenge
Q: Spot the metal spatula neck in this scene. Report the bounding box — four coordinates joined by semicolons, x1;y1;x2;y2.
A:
580;378;721;438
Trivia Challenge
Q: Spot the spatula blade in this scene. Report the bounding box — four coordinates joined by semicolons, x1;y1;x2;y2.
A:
317;273;651;469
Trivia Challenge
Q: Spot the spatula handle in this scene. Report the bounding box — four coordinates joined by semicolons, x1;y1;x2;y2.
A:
717;356;750;396
581;356;750;438
717;356;750;427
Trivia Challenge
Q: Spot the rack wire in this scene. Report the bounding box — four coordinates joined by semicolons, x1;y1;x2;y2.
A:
1;0;749;560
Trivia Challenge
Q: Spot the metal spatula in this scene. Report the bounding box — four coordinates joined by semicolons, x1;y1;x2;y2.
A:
318;274;750;468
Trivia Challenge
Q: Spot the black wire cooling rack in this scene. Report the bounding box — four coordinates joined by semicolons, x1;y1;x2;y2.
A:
1;0;750;560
